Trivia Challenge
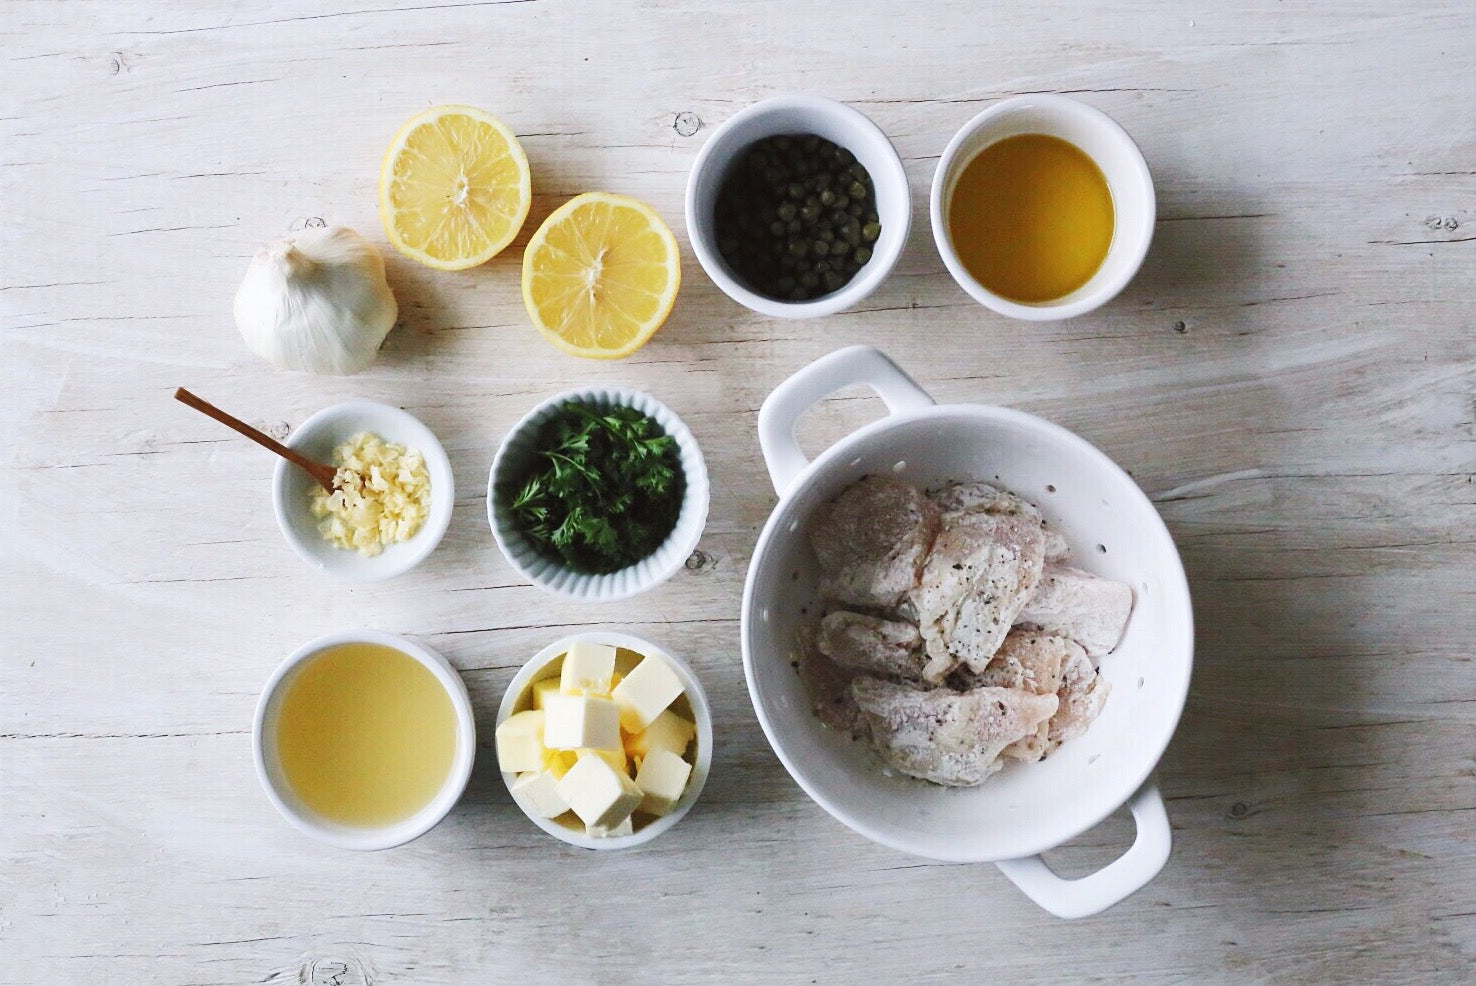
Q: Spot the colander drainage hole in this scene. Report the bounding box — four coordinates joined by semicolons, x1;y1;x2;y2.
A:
892;460;907;473
1045;484;1056;493
1096;543;1107;554
849;456;863;468
1138;677;1145;689
788;519;800;533
761;607;771;623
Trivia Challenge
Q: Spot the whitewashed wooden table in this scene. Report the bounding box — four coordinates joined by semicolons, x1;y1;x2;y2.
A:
5;2;1475;982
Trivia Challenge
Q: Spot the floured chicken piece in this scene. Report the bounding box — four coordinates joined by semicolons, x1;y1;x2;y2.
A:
908;507;1046;681
930;480;1068;560
809;476;940;609
850;676;1058;786
794;621;865;736
818;610;926;682
1016;563;1134;657
1046;650;1110;755
963;629;1078;694
953;630;1083;761
796;476;1128;787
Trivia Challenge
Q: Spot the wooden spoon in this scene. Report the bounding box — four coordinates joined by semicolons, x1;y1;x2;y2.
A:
174;387;339;493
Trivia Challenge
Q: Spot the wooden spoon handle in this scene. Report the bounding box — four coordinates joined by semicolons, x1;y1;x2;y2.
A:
174;388;339;491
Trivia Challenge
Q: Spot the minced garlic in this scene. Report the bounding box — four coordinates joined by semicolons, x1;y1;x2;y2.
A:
309;432;431;556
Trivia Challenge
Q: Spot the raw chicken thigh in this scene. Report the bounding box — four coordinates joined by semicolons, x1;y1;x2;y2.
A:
850;676;1058;786
1017;564;1135;657
817;610;927;681
797;476;1132;788
908;505;1046;680
808;476;940;609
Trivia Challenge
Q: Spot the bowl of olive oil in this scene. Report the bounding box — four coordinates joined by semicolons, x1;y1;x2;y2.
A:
930;94;1155;320
253;630;476;850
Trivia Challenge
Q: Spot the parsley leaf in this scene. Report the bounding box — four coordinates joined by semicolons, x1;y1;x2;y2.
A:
502;402;685;574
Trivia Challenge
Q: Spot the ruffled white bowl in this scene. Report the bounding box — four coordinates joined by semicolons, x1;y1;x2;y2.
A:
487;386;709;601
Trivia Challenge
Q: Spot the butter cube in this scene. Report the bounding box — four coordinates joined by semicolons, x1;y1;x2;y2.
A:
634;748;693;817
494;709;546;773
543;693;622;751
578;746;628;776
611;656;684;732
532;677;562;710
559;641;617;695
587;815;634;839
510;769;568;819
625;709;696;760
555;752;643;829
542;747;579;778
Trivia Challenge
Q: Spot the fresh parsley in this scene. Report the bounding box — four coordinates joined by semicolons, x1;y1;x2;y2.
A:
505;402;685;574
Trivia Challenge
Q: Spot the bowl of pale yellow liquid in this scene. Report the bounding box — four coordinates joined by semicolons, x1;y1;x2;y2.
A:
253;630;476;849
930;94;1155;321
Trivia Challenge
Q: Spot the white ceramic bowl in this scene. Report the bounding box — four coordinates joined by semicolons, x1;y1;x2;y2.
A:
488;386;709;601
272;400;455;581
252;629;477;851
685;94;911;318
496;631;713;850
930;94;1155;321
744;346;1192;918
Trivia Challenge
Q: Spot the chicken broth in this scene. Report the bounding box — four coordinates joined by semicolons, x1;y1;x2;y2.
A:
274;642;457;828
947;134;1114;303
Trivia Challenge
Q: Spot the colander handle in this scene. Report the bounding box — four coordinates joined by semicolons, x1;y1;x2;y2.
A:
993;779;1172;919
757;345;936;497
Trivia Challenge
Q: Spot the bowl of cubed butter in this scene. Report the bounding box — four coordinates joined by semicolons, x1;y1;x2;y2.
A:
495;631;712;849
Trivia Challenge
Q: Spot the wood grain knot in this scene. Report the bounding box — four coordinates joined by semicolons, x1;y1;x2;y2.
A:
1227;800;1263;820
302;956;371;986
673;112;702;137
685;548;716;572
1172;319;1189;334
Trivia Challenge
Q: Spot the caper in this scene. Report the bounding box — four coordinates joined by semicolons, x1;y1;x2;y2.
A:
713;132;878;301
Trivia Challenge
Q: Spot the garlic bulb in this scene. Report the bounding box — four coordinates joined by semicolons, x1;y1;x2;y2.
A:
234;226;398;375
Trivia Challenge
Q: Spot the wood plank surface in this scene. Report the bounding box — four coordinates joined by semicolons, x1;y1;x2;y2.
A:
3;1;1474;982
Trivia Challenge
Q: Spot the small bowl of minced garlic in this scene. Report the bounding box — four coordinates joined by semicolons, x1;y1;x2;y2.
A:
272;400;455;581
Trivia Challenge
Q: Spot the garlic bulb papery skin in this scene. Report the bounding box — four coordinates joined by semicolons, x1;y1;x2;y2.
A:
234;226;399;375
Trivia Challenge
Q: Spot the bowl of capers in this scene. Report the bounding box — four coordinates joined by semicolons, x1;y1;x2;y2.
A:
685;95;910;319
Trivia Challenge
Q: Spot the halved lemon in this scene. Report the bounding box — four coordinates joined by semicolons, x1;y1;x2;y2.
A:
521;192;681;359
379;105;531;271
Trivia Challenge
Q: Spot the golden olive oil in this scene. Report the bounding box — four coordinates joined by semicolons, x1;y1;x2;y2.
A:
948;134;1114;303
275;642;457;828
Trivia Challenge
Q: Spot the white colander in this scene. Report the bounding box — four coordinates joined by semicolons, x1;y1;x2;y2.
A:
741;346;1193;918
